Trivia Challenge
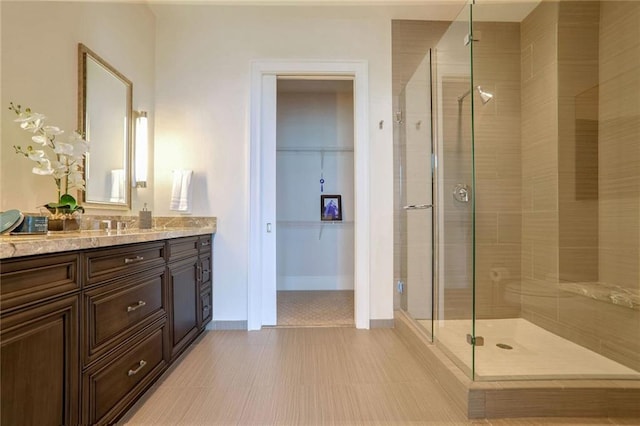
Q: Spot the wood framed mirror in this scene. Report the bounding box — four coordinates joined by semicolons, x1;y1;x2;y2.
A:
78;43;132;210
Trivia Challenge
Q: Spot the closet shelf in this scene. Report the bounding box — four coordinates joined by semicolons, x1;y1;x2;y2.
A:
277;220;354;227
276;146;354;153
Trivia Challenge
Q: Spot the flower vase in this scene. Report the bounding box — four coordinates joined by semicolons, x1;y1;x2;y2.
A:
48;217;80;232
45;208;82;232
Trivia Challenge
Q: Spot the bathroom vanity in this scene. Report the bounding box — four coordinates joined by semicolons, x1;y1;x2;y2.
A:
0;225;215;425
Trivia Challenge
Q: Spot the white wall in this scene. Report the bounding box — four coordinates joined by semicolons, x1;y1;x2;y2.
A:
152;5;458;322
1;1;461;325
1;1;155;214
276;89;355;291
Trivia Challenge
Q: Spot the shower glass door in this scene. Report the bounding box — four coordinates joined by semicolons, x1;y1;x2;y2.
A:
400;49;435;338
433;2;476;379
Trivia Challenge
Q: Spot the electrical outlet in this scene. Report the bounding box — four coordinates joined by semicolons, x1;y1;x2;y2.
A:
397;280;404;294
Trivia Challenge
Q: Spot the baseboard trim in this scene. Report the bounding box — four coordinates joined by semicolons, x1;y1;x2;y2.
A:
370;319;394;328
207;320;248;330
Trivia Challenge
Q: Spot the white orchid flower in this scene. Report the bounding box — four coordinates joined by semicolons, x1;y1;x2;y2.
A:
67;171;85;189
43;125;64;136
70;143;88;160
14;112;45;123
31;135;49;145
20;117;45;133
50;160;67;179
15;112;46;133
11;102;91;201
54;142;74;156
27;149;47;161
32;159;54;175
68;131;86;143
68;132;89;156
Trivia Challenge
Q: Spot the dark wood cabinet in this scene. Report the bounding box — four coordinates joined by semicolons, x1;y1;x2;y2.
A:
200;283;213;328
0;252;80;312
168;256;199;359
167;235;213;358
1;295;80;426
82;320;168;425
82;265;168;365
0;233;213;425
198;238;213;330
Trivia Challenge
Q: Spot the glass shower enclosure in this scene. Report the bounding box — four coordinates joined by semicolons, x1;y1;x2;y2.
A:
398;0;640;382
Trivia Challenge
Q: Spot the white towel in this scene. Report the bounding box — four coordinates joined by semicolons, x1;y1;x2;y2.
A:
110;169;125;203
170;169;193;212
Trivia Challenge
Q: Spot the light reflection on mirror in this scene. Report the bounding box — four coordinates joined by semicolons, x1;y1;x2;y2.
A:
78;43;132;209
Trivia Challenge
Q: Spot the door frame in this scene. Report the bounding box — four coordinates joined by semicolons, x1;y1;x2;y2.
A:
248;59;370;330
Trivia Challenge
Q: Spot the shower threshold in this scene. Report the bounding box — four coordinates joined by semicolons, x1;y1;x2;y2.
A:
421;318;639;381
395;311;640;419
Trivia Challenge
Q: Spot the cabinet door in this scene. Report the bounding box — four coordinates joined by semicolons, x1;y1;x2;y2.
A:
168;257;199;359
199;284;212;329
1;295;79;426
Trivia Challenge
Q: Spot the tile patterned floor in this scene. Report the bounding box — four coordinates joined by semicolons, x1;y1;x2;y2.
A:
119;328;639;425
277;290;354;327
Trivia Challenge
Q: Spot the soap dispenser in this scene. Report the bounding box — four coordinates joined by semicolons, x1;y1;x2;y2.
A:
139;203;152;229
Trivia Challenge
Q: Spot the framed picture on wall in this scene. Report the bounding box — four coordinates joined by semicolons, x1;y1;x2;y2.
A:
321;194;342;221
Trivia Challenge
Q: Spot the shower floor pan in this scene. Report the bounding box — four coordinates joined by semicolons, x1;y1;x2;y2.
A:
395;311;640;419
421;318;639;381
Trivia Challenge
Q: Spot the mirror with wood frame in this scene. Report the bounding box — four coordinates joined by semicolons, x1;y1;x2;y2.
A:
78;43;132;210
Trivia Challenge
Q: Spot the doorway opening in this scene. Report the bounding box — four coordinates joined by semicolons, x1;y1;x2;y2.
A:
248;60;370;331
275;78;355;327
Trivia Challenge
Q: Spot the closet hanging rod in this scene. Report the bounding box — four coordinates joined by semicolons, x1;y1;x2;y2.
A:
276;146;354;153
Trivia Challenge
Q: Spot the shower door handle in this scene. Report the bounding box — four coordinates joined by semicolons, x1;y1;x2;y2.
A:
403;204;432;210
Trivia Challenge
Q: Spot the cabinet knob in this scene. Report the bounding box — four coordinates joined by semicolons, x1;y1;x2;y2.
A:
127;300;146;312
127;360;147;376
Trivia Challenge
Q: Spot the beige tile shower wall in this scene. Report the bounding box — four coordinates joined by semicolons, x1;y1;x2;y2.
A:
598;1;640;295
392;21;450;311
558;1;600;284
440;78;474;320
596;0;640;371
472;22;522;319
520;1;560;323
405;54;434;320
519;1;640;373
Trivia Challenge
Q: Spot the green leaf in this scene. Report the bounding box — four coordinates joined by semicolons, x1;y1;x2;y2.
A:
44;194;83;214
59;194;78;208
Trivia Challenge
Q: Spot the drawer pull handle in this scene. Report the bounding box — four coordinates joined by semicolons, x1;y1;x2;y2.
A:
127;360;147;376
124;256;144;264
127;300;146;312
201;241;210;247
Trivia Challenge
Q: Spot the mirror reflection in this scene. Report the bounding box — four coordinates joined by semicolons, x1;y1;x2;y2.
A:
78;43;132;209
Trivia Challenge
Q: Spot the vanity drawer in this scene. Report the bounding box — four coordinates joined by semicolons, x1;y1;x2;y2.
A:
83;266;167;365
167;237;198;262
83;321;168;425
199;252;212;284
199;284;212;329
84;242;165;286
0;252;80;312
198;235;212;253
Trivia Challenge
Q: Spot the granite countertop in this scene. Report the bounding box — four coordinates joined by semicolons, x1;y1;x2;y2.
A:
0;221;216;260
